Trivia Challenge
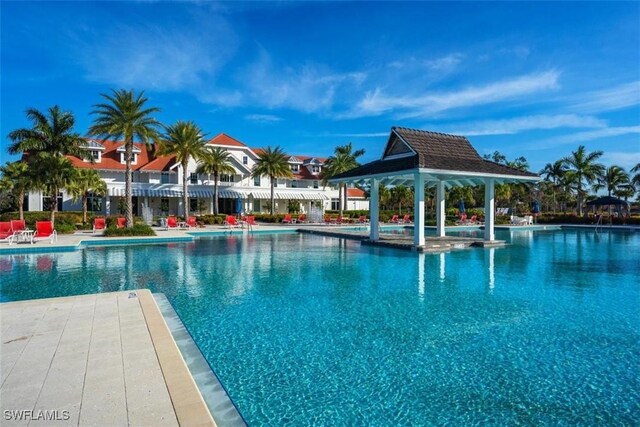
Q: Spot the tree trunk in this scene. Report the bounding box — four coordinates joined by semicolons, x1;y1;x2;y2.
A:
214;172;219;215
270;176;275;215
50;187;58;225
183;159;189;219
125;138;133;227
18;190;24;220
82;194;88;224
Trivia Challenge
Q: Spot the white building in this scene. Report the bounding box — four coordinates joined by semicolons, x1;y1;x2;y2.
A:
25;133;369;216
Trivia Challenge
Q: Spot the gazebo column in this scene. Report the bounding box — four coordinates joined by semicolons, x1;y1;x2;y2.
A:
436;180;446;237
413;172;425;247
369;178;380;241
484;178;495;241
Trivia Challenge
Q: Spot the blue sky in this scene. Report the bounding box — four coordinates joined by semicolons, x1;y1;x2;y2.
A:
2;1;639;172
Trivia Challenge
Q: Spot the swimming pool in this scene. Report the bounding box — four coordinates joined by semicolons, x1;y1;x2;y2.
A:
1;229;639;424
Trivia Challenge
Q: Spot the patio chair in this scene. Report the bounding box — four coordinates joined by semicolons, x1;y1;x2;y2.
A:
33;221;57;244
297;214;307;223
93;217;106;233
117;217;126;229
10;220;26;234
246;216;257;227
402;214;412;224
467;215;478;225
456;213;468;225
389;214;399;223
282;213;294;224
358;215;369;224
186;216;198;228
166;216;178;230
0;222;15;245
225;215;241;229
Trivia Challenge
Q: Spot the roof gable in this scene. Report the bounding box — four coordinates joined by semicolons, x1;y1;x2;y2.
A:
208;133;247;147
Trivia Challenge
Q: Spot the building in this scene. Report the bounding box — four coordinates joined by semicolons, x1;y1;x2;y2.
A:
24;133;369;216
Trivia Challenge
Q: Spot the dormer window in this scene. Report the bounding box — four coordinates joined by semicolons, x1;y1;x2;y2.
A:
81;140;105;163
84;150;101;163
117;145;141;165
312;165;320;173
290;164;300;172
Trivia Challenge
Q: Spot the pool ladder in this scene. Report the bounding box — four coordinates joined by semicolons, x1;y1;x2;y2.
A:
595;214;603;233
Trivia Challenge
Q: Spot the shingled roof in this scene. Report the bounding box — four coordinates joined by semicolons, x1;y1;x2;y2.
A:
334;127;538;181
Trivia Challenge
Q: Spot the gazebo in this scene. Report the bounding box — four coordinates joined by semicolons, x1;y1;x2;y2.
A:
330;127;540;249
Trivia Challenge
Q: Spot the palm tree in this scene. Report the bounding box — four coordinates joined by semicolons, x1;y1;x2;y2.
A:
196;147;235;215
157;121;207;218
89;89;161;227
563;145;605;216
540;160;566;213
251;146;293;215
322;143;365;216
7;106;86;159
31;154;76;223
67;169;107;224
594;165;630;197
631;163;640;189
0;161;33;220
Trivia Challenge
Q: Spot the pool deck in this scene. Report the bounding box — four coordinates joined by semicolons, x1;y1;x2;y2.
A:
0;290;215;426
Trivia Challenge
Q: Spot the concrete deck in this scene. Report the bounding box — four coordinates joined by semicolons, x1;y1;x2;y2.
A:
0;290;215;426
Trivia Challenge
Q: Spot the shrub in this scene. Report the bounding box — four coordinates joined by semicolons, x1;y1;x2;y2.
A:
103;224;156;237
196;214;227;225
55;223;77;234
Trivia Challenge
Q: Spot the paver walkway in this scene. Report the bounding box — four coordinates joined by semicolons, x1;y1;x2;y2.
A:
0;291;213;426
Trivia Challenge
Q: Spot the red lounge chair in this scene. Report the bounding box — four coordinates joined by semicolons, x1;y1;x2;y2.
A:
0;222;15;245
117;217;126;229
282;213;294;224
225;215;241;229
468;215;477;224
33;221;57;244
10;220;26;234
390;215;399;223
187;216;197;228
166;216;178;230
93;217;106;233
402;214;412;224
298;214;307;223
456;213;467;225
247;216;257;226
358;215;369;224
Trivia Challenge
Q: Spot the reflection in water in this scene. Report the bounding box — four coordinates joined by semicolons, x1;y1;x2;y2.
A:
418;253;425;302
488;248;495;293
439;252;446;282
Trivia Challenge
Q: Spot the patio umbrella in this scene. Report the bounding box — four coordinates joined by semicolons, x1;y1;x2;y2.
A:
585;196;627;206
235;197;243;215
458;199;465;214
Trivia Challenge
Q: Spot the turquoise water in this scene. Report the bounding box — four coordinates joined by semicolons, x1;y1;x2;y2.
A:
1;230;639;425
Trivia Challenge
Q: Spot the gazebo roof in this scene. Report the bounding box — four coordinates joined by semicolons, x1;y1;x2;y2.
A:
332;127;538;186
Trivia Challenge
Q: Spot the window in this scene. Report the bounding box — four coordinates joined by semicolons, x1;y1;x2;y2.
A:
160;198;169;213
120;153;138;165
190;173;198;184
291;181;297;188
189;198;198;213
290;164;300;172
254;176;261;186
312;165;320;173
313;180;319;189
87;193;103;212
43;193;64;212
273;179;278;188
161;172;170;184
84;150;101;162
221;174;234;183
331;198;340;210
243;156;248;165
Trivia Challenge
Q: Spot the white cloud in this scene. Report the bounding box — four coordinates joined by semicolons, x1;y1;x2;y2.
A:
600;151;640;170
343;70;560;119
444;114;607;136
244;114;282;123
78;17;237;91
532;126;640;149
570;81;640;113
424;53;464;72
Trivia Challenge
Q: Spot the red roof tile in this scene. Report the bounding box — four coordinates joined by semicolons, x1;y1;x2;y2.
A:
347;188;365;198
65;140;176;172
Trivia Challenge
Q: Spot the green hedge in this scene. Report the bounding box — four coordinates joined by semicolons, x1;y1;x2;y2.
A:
103;224;156;237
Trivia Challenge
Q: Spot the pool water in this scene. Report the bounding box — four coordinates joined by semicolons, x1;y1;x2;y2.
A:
1;230;639;425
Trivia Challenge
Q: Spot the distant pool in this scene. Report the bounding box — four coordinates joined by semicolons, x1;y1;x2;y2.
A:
1;230;639;425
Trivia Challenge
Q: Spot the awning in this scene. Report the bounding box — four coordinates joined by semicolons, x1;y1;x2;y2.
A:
218;189;250;199
250;191;329;200
107;188;213;197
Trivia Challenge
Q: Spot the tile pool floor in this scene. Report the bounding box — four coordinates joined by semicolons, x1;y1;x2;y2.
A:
0;290;214;426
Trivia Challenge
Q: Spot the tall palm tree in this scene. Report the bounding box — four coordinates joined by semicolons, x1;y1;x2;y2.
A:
31;154;76;223
7;106;86;159
631;163;640;189
0;161;33;220
563;145;604;216
251;146;293;215
540;160;567;213
196;147;235;215
67;169;107;224
594;165;630;197
89;89;161;227
322;143;365;216
157;121;207;217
